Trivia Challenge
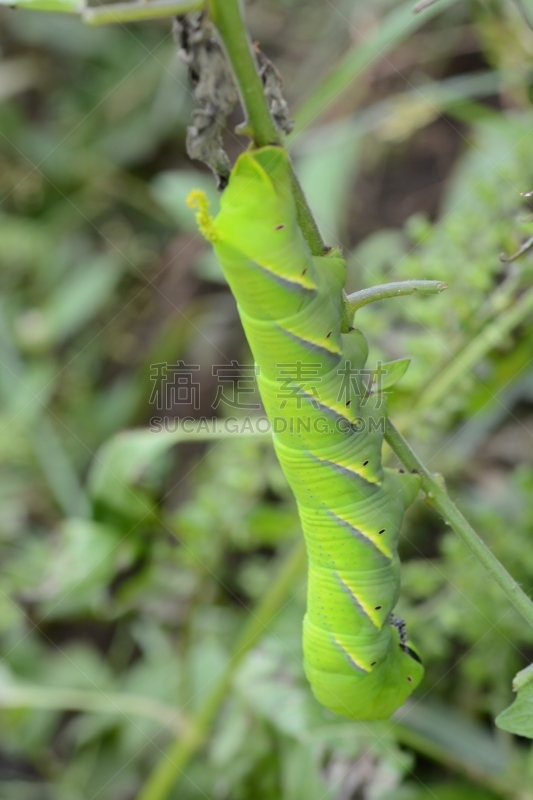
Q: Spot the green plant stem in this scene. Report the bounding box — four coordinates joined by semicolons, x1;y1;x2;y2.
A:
207;0;279;147
384;420;533;630
83;0;203;25
347;280;447;314
207;0;325;255
289;171;326;257
137;542;307;800
0;683;184;734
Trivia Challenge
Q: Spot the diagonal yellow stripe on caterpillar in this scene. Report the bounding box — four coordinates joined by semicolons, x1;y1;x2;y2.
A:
332;635;370;674
335;571;387;629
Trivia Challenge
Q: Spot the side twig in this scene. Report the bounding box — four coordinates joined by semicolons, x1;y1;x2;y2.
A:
347;280;447;314
84;0;203;25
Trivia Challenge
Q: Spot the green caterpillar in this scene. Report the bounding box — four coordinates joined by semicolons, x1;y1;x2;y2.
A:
188;145;424;720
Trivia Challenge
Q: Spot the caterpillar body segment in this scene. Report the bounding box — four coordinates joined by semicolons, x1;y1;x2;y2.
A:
189;145;424;720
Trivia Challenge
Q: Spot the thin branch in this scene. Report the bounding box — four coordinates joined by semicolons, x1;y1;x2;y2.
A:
384;420;533;631
83;0;203;25
500;235;533;263
347;280;447;314
206;0;279;147
0;683;184;734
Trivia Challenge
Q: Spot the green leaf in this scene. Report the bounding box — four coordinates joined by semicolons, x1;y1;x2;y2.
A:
88;429;177;520
496;665;533;738
371;359;411;392
281;740;328;800
0;0;81;12
38;518;120;618
512;662;533;691
16;254;124;350
89;422;267;519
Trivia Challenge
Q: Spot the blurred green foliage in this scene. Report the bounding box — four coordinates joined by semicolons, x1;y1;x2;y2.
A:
2;0;533;798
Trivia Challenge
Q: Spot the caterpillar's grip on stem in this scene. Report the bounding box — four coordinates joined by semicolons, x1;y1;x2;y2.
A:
189;146;424;719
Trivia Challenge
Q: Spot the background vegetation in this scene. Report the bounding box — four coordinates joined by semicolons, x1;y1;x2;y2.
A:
1;0;533;797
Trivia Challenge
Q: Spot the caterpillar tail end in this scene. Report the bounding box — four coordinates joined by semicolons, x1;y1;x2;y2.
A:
304;617;424;721
306;649;424;721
